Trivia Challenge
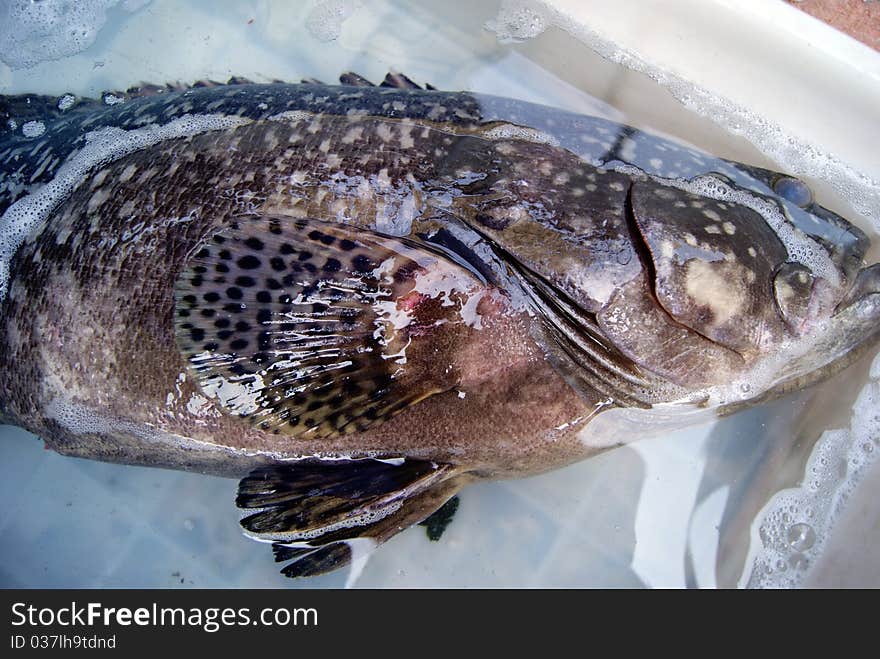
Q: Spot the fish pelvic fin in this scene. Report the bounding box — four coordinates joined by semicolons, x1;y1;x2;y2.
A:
236;458;465;578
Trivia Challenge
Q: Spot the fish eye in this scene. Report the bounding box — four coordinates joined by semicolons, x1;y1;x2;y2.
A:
773;176;813;208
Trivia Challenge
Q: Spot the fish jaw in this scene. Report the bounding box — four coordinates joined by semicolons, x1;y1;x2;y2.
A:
750;268;880;404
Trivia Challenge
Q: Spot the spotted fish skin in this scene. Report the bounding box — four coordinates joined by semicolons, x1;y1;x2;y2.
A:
1;79;878;576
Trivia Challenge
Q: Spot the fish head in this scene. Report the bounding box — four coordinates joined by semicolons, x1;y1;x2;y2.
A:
591;169;880;407
455;136;879;408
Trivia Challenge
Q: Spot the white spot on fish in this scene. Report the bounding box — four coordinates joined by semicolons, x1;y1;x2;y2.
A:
376;122;393;143
119;163;139;183
342;126;363;144
86;187;111;214
376;168;392;190
399;124;414;150
553;172;570;185
685;260;745;325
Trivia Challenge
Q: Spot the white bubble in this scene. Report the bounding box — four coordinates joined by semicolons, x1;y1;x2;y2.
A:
21;121;46;138
57;94;76;111
786;523;816;552
485;0;549;44
304;0;360;43
788;553;808;571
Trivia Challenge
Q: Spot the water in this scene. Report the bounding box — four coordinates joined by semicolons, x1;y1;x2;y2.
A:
0;0;878;588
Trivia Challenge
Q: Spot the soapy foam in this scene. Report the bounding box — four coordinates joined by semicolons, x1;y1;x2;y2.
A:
21;121;46;138
741;350;880;587
0;113;252;301
0;0;150;71
661;83;880;228
485;0;550;44
304;0;361;43
268;110;315;124
242;501;403;543
481;123;560;147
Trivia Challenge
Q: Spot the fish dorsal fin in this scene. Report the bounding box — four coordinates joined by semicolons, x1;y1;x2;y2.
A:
339;72;375;87
380;72;422;89
174;217;489;438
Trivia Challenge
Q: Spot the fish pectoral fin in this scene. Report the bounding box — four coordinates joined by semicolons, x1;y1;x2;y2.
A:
175;216;490;439
236;459;463;578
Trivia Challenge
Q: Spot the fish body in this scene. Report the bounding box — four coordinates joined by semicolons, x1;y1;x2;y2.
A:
1;76;878;577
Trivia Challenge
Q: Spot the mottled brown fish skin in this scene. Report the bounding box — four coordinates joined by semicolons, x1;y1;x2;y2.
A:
0;112;618;479
0;84;878;488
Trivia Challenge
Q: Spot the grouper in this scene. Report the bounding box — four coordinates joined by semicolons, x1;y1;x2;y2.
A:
1;73;878;578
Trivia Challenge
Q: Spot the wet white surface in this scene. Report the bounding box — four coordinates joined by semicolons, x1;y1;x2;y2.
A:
1;0;878;588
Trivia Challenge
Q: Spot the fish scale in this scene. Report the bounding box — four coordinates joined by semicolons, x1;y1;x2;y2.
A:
1;73;878;579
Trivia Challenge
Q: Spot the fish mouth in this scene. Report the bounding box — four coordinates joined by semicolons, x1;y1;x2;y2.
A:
835;263;880;315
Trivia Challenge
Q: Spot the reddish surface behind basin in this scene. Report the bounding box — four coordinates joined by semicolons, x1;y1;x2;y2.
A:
787;0;880;50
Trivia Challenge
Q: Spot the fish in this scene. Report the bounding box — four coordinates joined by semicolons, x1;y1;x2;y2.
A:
1;72;878;580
